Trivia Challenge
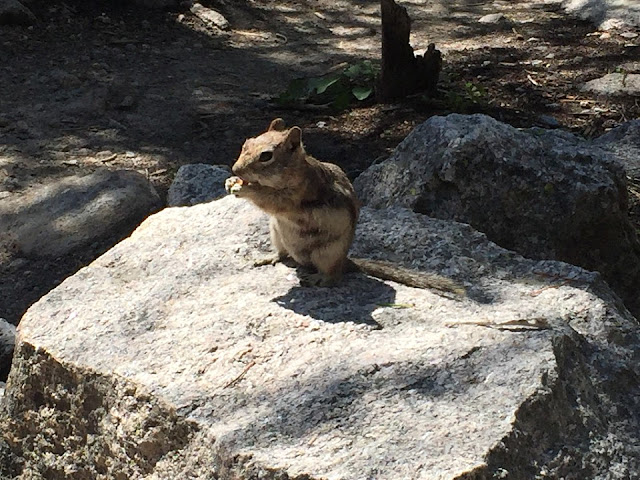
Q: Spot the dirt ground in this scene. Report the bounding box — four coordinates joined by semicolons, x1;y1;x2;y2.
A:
1;0;639;326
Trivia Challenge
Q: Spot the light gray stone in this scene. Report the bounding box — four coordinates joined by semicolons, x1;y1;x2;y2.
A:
354;113;640;318
562;0;640;29
478;13;506;24
0;170;161;259
190;3;230;30
582;72;640;96
167;164;231;207
0;319;15;380
0;0;35;26
1;197;639;479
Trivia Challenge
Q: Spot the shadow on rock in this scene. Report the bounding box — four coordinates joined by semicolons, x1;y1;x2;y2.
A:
273;272;398;328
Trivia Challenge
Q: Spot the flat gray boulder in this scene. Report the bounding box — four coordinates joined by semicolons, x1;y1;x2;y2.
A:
0;169;161;259
167;164;230;207
563;0;640;29
1;197;639;479
582;73;640;97
354;114;640;318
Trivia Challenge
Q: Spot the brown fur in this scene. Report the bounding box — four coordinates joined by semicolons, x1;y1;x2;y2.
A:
226;119;464;295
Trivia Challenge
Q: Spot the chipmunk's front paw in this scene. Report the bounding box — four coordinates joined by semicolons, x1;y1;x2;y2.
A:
225;176;245;196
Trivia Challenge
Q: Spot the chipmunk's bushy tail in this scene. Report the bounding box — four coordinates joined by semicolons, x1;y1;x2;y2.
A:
347;258;466;297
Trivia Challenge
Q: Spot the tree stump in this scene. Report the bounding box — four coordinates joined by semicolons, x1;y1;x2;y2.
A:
376;0;442;102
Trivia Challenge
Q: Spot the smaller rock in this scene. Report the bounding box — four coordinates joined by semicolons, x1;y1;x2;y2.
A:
190;3;229;30
594;120;640;177
537;114;560;128
167;164;231;207
601;18;627;30
478;13;506;24
0;170;162;258
620;61;640;73
582;73;640;96
0;318;16;380
0;0;36;26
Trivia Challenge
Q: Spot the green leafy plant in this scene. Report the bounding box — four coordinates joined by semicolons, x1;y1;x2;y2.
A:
463;81;487;103
277;60;379;110
440;80;487;112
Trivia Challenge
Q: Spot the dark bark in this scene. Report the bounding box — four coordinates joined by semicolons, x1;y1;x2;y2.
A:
376;0;442;102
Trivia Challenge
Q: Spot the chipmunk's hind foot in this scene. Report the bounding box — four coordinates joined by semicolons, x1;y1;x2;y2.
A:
253;253;284;267
298;271;340;287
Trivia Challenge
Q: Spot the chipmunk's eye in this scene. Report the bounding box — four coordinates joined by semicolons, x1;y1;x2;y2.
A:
259;151;273;163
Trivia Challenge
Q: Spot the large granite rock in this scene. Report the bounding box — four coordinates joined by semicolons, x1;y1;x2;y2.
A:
595;119;640;177
167;164;230;207
1;197;639;479
0;170;162;259
354;114;640;318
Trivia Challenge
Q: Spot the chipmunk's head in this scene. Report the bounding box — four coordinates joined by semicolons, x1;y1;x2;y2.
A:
232;118;305;189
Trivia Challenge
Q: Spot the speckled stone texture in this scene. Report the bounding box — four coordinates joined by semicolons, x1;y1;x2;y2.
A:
167;164;231;207
354;113;640;318
1;197;639;479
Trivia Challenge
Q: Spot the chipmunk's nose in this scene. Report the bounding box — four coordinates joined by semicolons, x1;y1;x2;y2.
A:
231;163;243;176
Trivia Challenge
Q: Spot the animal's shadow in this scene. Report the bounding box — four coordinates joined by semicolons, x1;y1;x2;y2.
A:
273;266;397;329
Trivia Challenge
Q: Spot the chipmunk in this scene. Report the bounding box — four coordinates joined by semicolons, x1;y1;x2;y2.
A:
225;118;464;296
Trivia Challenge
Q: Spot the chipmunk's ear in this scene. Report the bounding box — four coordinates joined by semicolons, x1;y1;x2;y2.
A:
268;118;286;132
285;126;302;150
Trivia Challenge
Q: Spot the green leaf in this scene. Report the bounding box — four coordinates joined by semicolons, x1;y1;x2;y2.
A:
331;89;353;110
343;63;363;80
352;85;373;101
309;74;341;95
276;60;380;112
